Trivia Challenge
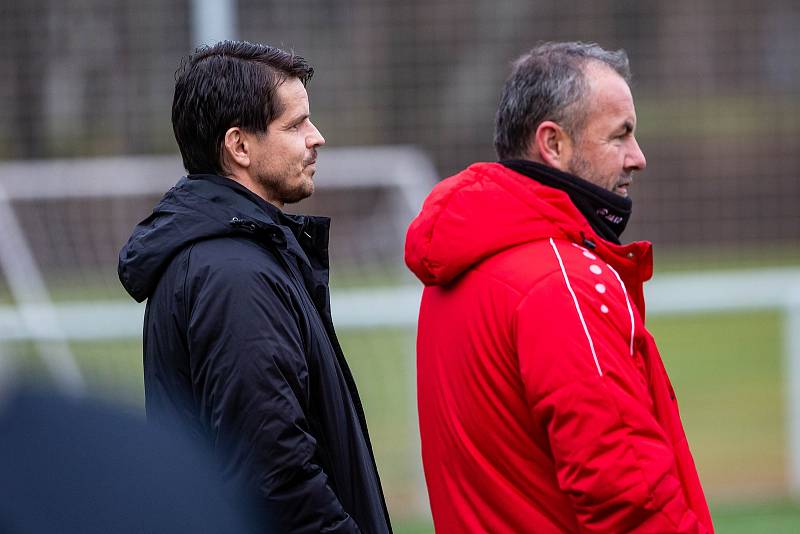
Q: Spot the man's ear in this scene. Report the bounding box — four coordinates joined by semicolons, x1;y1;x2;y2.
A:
222;127;250;170
531;121;572;171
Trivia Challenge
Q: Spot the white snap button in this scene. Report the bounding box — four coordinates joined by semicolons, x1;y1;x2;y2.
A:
589;264;602;275
595;283;606;294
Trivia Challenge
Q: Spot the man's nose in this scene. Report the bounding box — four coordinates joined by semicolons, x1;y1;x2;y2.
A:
308;122;325;148
626;137;646;171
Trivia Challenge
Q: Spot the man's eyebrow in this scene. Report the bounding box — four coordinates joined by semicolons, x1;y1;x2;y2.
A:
287;112;309;125
619;120;635;134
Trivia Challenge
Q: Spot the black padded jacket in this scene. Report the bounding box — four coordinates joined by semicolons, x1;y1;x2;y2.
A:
118;174;391;534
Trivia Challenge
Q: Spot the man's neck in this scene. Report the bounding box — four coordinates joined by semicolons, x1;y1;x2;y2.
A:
224;171;284;210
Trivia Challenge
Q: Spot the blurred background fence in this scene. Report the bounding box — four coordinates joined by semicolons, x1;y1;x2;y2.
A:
0;1;799;532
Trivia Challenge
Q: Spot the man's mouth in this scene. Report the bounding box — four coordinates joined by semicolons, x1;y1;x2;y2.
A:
303;151;318;167
614;177;632;196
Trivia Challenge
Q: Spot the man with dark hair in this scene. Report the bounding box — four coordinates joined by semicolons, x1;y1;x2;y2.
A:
406;42;713;533
119;41;391;533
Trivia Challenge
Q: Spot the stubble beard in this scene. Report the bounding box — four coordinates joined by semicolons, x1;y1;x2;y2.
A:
567;153;630;197
255;168;315;206
567;153;598;187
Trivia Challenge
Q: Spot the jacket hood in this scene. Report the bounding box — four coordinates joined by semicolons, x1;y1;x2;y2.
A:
118;175;298;302
405;162;651;286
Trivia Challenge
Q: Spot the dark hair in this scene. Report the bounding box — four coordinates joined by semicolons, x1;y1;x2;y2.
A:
172;40;314;175
493;41;630;160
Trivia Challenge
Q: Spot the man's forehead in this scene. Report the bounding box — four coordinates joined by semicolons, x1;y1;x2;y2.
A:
274;78;310;117
583;62;636;118
277;76;307;94
276;77;307;100
584;62;631;93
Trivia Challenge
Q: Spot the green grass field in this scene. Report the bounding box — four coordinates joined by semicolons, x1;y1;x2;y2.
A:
6;307;800;531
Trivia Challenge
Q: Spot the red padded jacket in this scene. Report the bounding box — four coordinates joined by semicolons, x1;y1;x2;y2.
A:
405;162;713;533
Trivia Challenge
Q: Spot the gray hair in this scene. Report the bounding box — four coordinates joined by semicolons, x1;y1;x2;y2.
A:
493;42;631;160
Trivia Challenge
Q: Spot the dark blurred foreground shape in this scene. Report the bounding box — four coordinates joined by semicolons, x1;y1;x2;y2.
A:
0;387;266;534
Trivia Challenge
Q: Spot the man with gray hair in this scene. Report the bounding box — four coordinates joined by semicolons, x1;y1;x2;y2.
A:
405;42;713;532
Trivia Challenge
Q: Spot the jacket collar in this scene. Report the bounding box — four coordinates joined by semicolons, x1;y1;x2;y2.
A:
584;236;653;317
499;159;632;243
186;175;334;316
185;174;331;269
186;174;303;234
119;174;331;302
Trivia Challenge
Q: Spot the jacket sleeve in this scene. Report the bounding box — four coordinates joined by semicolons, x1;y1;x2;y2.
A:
515;268;710;534
184;249;360;534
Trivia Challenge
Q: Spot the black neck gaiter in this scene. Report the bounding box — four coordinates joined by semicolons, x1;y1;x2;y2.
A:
500;159;632;244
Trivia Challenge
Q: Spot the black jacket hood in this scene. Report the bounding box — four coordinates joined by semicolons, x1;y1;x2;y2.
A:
118;174;328;303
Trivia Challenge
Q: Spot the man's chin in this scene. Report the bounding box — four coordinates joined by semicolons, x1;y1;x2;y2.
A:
280;182;314;205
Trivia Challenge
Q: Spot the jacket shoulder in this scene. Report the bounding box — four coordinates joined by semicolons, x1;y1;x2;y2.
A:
546;239;621;286
148;236;289;309
474;238;566;296
166;236;297;307
531;239;625;295
185;236;282;275
513;238;637;343
480;238;628;303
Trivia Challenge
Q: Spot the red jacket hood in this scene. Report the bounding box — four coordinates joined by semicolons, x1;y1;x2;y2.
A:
405;162;653;291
